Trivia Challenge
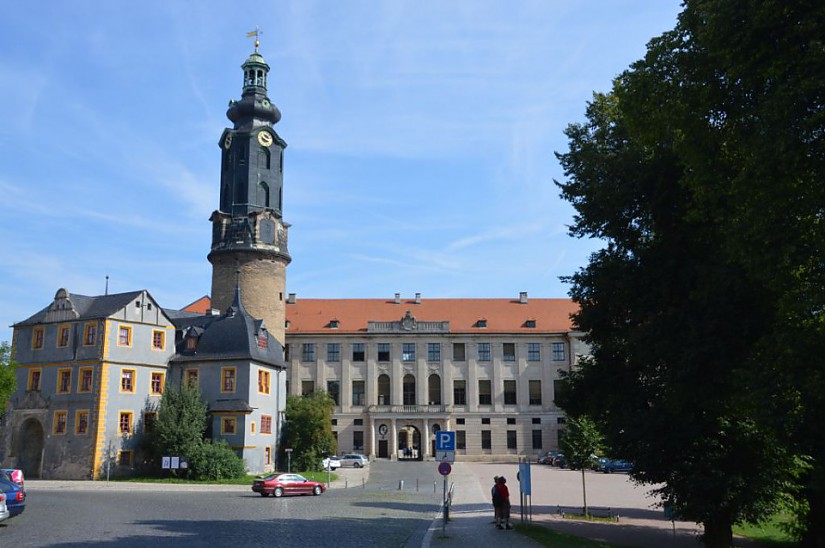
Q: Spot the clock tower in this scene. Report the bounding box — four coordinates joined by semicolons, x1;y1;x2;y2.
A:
208;41;291;345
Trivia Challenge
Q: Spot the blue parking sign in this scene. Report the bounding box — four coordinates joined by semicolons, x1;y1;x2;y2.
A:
436;431;455;452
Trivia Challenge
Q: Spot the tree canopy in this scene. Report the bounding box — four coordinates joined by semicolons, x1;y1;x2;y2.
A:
555;1;823;546
283;391;337;472
0;342;16;412
559;416;603;517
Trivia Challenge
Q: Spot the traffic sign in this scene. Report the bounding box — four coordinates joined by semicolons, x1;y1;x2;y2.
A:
438;462;452;476
436;431;455;451
437;450;455;463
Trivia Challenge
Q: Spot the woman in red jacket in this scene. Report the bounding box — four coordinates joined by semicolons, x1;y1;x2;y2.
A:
493;476;512;529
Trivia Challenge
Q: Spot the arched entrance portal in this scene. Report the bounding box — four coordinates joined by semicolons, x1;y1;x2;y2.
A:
398;425;422;461
17;418;45;478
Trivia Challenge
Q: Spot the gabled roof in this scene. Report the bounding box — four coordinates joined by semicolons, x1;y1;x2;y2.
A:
181;295;211;315
15;289;151;326
285;297;578;335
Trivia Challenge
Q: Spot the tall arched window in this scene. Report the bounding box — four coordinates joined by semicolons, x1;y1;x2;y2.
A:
428;374;441;405
258;182;270;208
258;147;271;170
403;374;416;406
377;374;390;406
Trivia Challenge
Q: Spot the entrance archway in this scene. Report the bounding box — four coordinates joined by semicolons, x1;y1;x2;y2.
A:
398;425;422;461
17;418;45;478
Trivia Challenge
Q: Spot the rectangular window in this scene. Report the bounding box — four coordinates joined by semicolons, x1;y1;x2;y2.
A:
118;450;134;466
222;368;236;393
258;369;271;394
83;323;97;345
257;333;268;350
302;380;314;396
150;372;164;395
57;369;72;394
28;369;42;391
353;430;364;451
507;430;517;449
456;430;466;450
57;325;70;348
118;325;132;347
352;380;365;406
532;429;543;450
503;343;516;362
481;417;491;425
402;343;416;362
260;415;272;434
327;381;340;405
75;410;90;435
121;369;135;393
327;343;340;362
529;380;542;405
352;343;365;362
265;446;272;465
221;417;237;435
119;411;133;434
453;343;466;361
284;344;291;361
552;342;566;361
504;380;517;405
143;411;157;433
478;343;491;361
481;430;492;449
532;417;541;424
478;379;492;405
427;343;441;361
456;418;465;425
377;343;391;362
301;343;315;362
251;421;256;434
527;343;541;361
152;330;165;350
53;410;68;435
507;417;516;425
185;368;199;388
32;326;45;350
453;380;467;406
79;367;93;392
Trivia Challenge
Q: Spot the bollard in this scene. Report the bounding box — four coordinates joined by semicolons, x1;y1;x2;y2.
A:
345;479;348;489
362;477;365;488
433;481;436;493
416;478;419;492
399;480;404;490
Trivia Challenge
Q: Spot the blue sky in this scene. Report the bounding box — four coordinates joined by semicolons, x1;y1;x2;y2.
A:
0;1;682;343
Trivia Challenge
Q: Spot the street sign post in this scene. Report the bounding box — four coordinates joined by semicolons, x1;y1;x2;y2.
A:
436;431;456;463
438;462;452;476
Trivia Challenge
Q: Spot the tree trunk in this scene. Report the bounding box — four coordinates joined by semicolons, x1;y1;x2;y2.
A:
801;486;825;548
702;517;733;548
581;469;588;517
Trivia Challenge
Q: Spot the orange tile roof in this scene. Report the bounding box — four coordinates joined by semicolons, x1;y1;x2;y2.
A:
285;298;578;335
182;295;212;314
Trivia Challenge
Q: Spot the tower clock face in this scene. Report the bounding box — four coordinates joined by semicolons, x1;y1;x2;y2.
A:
258;131;273;147
223;133;232;149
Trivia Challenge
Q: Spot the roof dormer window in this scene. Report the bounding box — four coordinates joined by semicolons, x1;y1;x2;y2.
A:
476;319;487;328
257;332;268;350
329;320;340;329
186;336;198;351
525;319;536;328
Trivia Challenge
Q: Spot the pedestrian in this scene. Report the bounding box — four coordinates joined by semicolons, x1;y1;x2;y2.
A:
490;476;501;529
495;476;512;529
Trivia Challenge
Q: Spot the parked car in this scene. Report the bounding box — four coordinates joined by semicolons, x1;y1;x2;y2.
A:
592;457;611;472
603;459;634;474
252;473;326;497
0;471;26;518
339;454;369;468
537;451;560;465
322;456;341;470
0;492;10;523
0;469;24;487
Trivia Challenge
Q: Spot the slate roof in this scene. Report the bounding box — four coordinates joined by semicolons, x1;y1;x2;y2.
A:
208;399;254;413
15;290;146;326
171;288;286;367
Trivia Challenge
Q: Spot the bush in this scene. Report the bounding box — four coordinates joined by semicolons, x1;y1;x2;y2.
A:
190;440;246;480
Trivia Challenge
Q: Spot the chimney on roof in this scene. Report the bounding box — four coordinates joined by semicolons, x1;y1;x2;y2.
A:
287;293;296;304
415;292;421;304
394;293;401;304
519;291;528;304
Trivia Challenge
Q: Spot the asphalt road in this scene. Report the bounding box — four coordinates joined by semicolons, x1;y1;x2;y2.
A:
0;461;446;548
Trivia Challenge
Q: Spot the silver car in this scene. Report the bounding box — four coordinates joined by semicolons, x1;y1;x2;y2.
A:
339;454;369;468
0;493;9;523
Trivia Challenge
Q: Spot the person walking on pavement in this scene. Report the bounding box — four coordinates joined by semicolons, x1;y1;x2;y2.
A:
491;476;500;525
494;476;513;529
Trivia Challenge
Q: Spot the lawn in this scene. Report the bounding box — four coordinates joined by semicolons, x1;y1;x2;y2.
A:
733;513;796;547
517;523;614;547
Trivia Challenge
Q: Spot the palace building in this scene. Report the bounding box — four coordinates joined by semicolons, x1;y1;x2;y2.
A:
0;42;583;479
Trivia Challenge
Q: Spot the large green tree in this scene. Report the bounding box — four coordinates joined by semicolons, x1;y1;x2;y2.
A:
0;342;16;412
283;391;337;472
555;1;822;545
151;383;208;464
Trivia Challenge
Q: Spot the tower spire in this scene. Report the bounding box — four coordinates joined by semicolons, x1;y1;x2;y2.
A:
246;27;263;52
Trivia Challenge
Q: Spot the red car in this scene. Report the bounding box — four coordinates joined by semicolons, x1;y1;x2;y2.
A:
252;473;326;497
